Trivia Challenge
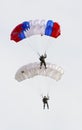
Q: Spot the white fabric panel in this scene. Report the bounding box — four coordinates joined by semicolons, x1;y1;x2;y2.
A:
24;20;46;37
15;62;64;82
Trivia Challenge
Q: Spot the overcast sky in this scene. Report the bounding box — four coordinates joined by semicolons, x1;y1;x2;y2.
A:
0;0;82;130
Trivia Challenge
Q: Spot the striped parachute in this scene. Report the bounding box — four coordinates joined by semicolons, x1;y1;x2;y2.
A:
15;62;64;82
10;19;61;42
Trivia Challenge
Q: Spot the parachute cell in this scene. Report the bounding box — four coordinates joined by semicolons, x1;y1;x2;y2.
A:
15;62;64;82
51;22;61;38
45;20;54;36
10;19;61;43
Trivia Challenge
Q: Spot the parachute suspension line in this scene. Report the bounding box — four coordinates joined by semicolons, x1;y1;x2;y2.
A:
39;36;51;54
26;38;40;57
45;37;54;52
46;84;51;96
39;81;51;97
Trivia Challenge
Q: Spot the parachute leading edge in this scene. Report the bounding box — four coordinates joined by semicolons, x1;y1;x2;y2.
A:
10;19;61;43
15;62;64;82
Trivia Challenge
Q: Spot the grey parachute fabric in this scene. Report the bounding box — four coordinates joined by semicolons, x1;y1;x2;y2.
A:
15;62;64;82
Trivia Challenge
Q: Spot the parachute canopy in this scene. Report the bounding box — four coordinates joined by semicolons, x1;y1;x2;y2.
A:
15;62;64;82
10;19;61;42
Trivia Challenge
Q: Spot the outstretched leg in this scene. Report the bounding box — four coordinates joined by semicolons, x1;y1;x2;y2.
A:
44;62;47;69
40;62;43;69
43;103;45;109
47;103;49;109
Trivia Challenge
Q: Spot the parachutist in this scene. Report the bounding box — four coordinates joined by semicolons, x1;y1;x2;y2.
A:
42;95;49;109
39;53;47;69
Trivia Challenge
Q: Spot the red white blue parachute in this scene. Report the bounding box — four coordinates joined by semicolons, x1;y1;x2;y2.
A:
10;19;61;42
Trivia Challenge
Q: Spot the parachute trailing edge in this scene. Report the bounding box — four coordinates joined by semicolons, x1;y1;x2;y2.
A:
15;62;64;82
10;19;61;42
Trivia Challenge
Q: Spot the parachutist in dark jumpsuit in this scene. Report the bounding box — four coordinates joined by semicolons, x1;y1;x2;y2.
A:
42;95;49;109
39;53;47;69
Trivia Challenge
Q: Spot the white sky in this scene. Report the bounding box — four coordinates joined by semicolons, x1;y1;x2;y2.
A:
0;0;82;130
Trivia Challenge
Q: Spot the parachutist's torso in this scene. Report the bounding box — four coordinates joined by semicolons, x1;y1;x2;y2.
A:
42;97;49;103
40;55;45;61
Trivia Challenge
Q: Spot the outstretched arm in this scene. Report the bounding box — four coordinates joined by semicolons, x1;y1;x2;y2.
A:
44;53;47;58
47;94;49;100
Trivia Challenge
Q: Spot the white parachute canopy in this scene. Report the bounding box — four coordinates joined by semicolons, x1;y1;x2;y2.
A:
15;62;64;82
